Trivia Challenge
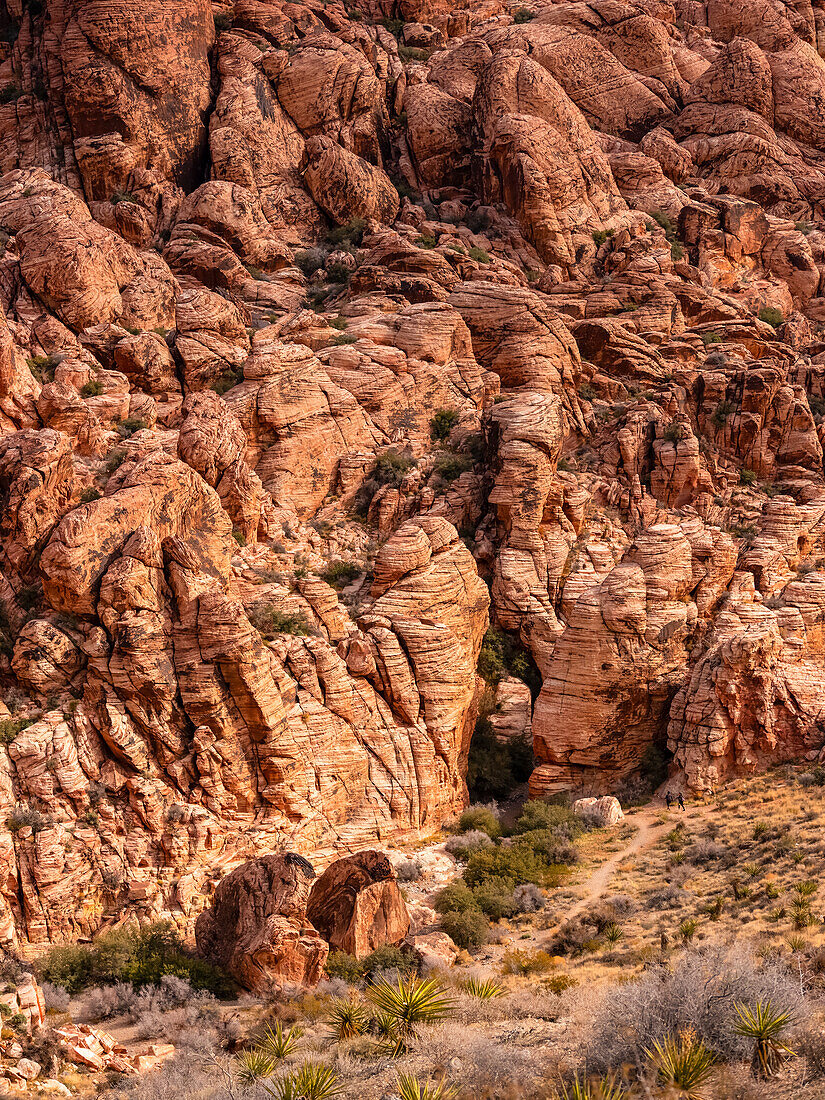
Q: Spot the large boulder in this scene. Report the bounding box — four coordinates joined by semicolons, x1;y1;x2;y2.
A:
572;796;625;827
195;854;328;992
306;850;411;959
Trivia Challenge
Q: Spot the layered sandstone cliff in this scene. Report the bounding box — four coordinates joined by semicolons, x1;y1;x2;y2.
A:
3;0;825;946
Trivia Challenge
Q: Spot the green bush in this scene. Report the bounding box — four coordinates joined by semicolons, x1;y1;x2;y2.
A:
320;561;360;588
513;7;535;22
399;45;430;61
362;944;415;977
0;719;33;745
701;332;723;346
592;229;613;247
248;602;311;637
81;378;104;397
476;628;541;695
758;306;783;328
118;417;147;436
432;454;472;482
416;234;437;249
326;950;363;983
472;877;517;920
457;805;502;838
326;261;350;284
27;354;58;383
111;190;138;205
440;909;489;949
469;246;491;264
80;487;101;503
37;923;233;996
740;469;757;486
467;716;532;802
651;209;678;242
211;364;244;395
373;449;414;486
671;241;684;261
434;883;479;915
429;408;459;442
325;218;366;250
463;844;547;889
514;801;577;835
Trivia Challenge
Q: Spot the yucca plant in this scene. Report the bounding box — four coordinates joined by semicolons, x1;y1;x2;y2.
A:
235;1046;278;1084
794;880;817;898
645;1028;716;1100
258;1020;303;1061
679;918;699;943
786;934;806;953
463;977;505;1000
553;1071;626;1100
326;997;370;1041
733;1000;796;1078
264;1063;342;1100
367;976;456;1054
602;922;624;946
371;1010;399;1041
396;1073;459;1100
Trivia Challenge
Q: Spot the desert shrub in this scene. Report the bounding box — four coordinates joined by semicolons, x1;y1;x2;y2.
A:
513;883;545;913
40;981;70;1013
645;883;691;910
514;801;576;835
211;364;244;394
81;377;104;397
740;469;757;486
0;719;33;745
326;951;363;984
444;830;493;860
587;944;804;1070
6;806;49;833
469;246;491;264
80;487;101;503
463;844;547;889
467;715;532;801
395;858;423;883
294;247;328;277
324;218;366;250
758;306;783;328
472;877;518;921
326;261;350;284
476;628;541;695
516;828;579;867
457;805;501;839
111;190;138;205
592;228;613;247
684;840;726;865
319;560;360;588
373;449;414;486
440;910;489;950
37;923;233;997
362;944;416;979
500;949;554;975
513;7;535;20
435;883;479;916
429;408;459;442
248;601;311;637
432;453;472;482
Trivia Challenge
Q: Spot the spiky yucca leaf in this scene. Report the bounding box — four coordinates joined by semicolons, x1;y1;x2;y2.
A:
463;977;505;1000
733;1000;796;1078
644;1028;716;1100
553;1072;626;1100
326;997;369;1041
235;1046;277;1084
258;1020;303;1060
396;1073;459;1100
367;976;456;1053
264;1062;342;1100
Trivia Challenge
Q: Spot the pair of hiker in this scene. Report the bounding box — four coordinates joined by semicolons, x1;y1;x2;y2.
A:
666;791;685;811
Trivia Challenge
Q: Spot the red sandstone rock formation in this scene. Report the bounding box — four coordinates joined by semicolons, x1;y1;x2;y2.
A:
3;0;825;951
306;849;410;958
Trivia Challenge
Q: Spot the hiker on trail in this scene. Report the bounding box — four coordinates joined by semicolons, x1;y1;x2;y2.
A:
678;792;686;812
665;791;673;810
